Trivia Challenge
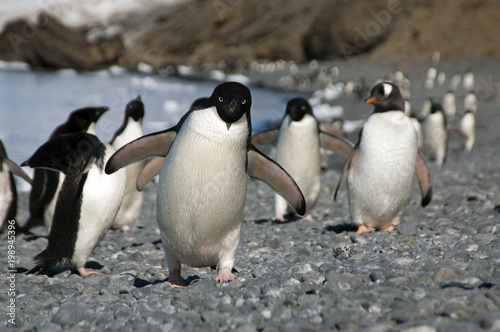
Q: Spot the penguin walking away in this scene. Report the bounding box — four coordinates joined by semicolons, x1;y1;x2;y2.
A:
422;102;448;167
109;96;145;231
0;140;32;231
23;133;126;276
105;82;306;286
23;106;108;233
334;82;432;234
252;97;353;222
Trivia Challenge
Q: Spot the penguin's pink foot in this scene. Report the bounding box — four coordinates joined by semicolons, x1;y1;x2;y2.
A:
77;266;101;277
356;224;375;234
382;224;397;232
121;224;131;232
271;214;285;223
167;269;188;287
302;214;315;222
215;266;236;283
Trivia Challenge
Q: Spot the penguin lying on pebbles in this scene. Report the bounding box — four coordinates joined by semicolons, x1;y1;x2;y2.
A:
106;82;306;286
0;140;32;231
109;96;145;231
23;133;126;276
23;106;109;233
334;82;433;234
252;97;353;222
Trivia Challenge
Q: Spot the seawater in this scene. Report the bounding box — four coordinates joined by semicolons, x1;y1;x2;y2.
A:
0;68;299;191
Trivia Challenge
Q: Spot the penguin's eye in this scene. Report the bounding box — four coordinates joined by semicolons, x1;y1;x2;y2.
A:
300;105;306;111
241;99;246;105
218;97;223;103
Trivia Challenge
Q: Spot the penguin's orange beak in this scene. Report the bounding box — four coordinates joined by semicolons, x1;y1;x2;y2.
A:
366;97;378;104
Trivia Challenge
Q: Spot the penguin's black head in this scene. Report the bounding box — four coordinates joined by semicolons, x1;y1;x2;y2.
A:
125;95;145;122
366;82;404;113
70;106;109;130
210;82;251;124
286;97;313;122
430;102;443;114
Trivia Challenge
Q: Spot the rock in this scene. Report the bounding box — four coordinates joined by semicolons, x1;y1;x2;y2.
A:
51;303;90;326
0;13;123;71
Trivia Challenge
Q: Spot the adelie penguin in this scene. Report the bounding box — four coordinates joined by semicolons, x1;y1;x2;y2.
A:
0;140;32;232
106;82;306;286
22;132;126;276
252;97;353;222
109;96;145;231
334;82;433;234
23;106;108;233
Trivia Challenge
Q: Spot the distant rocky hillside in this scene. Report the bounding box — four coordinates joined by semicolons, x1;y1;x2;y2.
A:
0;0;498;71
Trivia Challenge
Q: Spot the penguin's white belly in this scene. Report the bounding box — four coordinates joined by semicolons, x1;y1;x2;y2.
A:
0;167;12;227
275;115;321;212
72;145;126;267
112;120;144;227
157;110;248;268
423;113;446;164
44;173;65;233
348;112;417;227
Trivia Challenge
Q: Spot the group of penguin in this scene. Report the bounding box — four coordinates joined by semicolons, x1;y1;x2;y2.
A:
0;68;476;286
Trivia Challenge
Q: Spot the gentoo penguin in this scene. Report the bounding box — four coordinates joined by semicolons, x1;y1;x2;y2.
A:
23;132;126;276
23;106;108;233
458;110;475;153
109;96;145;231
442;91;456;120
105;82;305;286
422;102;448;167
334;82;432;234
0;140;32;231
252;97;352;222
462;70;475;93
463;92;478;113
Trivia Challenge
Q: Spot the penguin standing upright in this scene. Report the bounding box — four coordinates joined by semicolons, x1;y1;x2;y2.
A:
458;110;476;153
442;91;456;120
23;106;108;233
252;97;352;222
106;82;305;286
334;82;432;234
422;102;448;167
0;140;32;231
23;133;126;276
109;96;145;231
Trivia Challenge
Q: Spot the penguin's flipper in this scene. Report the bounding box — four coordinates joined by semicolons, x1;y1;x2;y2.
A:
4;158;32;184
319;122;346;137
106;129;176;174
333;143;358;201
251;129;279;146
247;146;306;215
415;152;432;207
136;156;165;191
319;132;354;157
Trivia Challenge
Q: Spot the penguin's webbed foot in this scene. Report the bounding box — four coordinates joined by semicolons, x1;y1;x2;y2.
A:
167;269;188;287
355;224;375;234
77;266;101;277
215;266;236;284
271;214;285;223
301;213;315;222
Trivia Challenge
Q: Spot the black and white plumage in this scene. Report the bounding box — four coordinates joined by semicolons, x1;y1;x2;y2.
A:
106;82;305;286
109;96;145;231
422;102;448;167
23;133;126;276
335;82;432;234
23;106;108;233
0;140;32;231
252;97;352;222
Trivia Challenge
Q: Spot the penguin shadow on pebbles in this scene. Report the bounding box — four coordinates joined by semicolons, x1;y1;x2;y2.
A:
22;132;126;277
106;81;306;287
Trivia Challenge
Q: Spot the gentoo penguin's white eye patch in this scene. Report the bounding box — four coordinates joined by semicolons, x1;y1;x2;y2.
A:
241;99;246;105
218;97;223;102
382;83;393;96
